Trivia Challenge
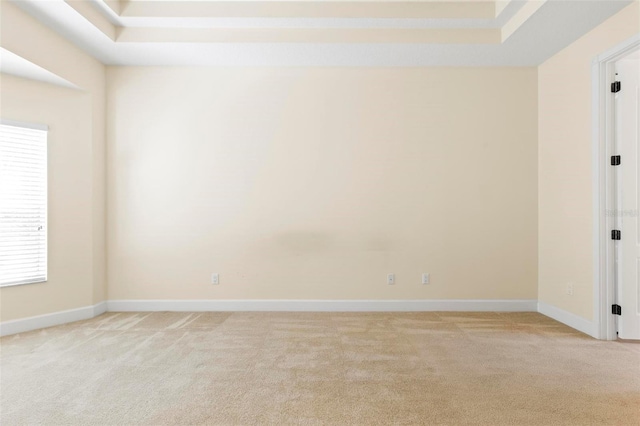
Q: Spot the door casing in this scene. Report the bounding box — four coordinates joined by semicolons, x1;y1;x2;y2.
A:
591;34;640;340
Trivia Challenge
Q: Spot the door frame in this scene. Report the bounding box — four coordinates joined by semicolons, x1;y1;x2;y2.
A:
592;34;640;341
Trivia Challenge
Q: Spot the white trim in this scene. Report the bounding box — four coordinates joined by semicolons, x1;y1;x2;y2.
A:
106;299;537;313
93;301;107;317
0;119;48;132
591;34;640;340
0;299;623;338
0;278;47;288
0;302;105;337
11;0;631;66
593;34;640;65
10;298;610;338
0;48;80;91
0;299;616;339
537;301;596;337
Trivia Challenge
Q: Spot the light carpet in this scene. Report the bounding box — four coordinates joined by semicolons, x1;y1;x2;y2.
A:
1;311;639;425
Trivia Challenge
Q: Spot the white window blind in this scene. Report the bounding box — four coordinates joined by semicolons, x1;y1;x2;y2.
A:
0;121;48;287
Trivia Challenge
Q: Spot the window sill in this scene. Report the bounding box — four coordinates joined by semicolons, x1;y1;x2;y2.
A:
0;279;48;288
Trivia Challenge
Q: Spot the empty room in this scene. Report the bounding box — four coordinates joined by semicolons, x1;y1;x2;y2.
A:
1;0;639;424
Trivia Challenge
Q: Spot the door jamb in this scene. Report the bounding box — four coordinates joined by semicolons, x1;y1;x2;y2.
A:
592;34;640;341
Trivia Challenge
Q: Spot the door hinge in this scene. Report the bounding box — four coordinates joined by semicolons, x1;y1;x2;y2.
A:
611;81;621;93
612;304;622;315
611;230;621;240
611;155;621;166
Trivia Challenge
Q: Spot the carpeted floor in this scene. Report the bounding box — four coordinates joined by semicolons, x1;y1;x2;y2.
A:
1;311;639;425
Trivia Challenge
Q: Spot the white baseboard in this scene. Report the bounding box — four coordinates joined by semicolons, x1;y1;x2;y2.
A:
0;301;106;337
0;299;539;337
107;299;538;313
93;301;107;317
0;299;609;340
0;299;610;340
537;301;596;337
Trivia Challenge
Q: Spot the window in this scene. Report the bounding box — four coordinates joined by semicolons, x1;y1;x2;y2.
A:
0;120;48;287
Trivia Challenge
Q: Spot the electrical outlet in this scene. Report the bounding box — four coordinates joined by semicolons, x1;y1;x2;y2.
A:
387;273;395;285
566;283;573;295
422;273;430;285
211;273;219;285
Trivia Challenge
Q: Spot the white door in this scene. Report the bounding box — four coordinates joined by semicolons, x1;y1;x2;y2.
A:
615;49;640;340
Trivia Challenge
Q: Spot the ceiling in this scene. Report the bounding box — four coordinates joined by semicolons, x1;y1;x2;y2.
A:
7;0;634;66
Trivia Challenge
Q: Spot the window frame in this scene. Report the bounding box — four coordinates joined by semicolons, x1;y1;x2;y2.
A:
0;119;49;288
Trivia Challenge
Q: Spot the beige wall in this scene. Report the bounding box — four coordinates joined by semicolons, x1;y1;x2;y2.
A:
538;2;640;320
107;67;538;301
0;2;106;321
0;0;635;326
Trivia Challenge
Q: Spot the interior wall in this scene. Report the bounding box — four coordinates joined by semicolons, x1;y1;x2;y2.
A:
538;1;640;320
0;75;94;320
107;66;538;301
0;2;106;321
